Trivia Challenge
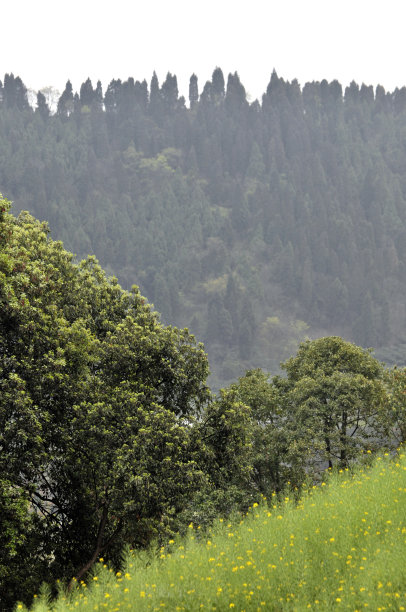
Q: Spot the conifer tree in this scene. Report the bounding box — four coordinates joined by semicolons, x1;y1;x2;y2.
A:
35;90;49;119
3;73;29;110
149;71;163;118
161;72;179;110
57;80;74;116
212;67;225;99
104;78;122;113
80;77;95;108
189;73;199;108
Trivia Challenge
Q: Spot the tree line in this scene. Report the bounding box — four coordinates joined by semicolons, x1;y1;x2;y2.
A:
1;69;406;388
1;197;405;609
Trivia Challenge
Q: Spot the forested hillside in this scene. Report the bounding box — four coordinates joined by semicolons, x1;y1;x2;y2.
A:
1;70;406;387
1;195;405;609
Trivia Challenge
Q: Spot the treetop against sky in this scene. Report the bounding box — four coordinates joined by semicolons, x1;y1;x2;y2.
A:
1;0;405;101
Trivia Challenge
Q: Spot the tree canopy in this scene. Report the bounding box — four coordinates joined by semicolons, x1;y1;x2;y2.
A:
1;198;402;608
1;70;406;388
2;64;406;606
0;196;210;606
278;337;388;469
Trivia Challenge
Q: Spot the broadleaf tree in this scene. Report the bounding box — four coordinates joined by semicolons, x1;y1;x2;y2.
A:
384;366;406;445
277;336;388;471
230;369;308;494
0;196;210;606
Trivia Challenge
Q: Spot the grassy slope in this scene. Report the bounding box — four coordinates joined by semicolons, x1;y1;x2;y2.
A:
24;452;406;611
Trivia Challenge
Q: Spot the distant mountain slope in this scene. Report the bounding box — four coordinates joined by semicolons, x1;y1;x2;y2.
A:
1;70;406;387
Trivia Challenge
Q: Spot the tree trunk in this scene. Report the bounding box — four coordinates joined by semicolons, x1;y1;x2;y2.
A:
68;505;108;590
325;435;332;469
340;410;347;467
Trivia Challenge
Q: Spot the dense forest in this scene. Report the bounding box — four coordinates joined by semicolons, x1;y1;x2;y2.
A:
1;196;405;609
1;70;406;387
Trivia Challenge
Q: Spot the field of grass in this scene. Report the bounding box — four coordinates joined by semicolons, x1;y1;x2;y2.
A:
22;451;406;611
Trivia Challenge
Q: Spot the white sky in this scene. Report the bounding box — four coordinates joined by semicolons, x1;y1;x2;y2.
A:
2;0;406;101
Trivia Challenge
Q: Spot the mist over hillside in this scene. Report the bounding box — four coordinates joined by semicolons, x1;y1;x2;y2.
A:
1;69;406;387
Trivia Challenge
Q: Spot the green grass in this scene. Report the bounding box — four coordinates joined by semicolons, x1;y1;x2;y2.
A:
22;451;406;611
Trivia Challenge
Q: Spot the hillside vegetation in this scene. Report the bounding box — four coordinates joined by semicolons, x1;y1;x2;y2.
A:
1;71;406;386
3;66;406;608
23;451;406;611
2;197;406;610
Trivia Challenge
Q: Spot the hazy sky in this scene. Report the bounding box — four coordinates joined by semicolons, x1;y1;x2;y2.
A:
2;0;406;101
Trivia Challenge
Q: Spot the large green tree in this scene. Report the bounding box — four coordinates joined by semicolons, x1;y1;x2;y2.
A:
230;369;307;494
0;196;209;606
278;337;388;470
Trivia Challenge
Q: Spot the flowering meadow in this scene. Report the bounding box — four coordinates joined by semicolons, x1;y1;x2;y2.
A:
22;452;406;611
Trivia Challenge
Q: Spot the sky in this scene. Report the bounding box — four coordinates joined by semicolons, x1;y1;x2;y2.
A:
2;0;406;102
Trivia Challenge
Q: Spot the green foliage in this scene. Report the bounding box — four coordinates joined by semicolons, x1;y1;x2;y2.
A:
4;70;406;388
24;451;406;611
279;337;389;470
0;196;209;605
1;190;403;607
385;366;406;444
0;480;34;610
195;388;253;491
4;64;406;604
230;369;306;494
170;385;260;532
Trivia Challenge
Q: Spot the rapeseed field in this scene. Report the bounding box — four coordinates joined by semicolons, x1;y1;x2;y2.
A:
22;451;406;611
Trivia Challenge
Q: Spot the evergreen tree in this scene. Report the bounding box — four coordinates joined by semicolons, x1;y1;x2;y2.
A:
345;80;360;103
134;79;149;111
225;71;247;113
104;78;122;113
3;73;29;110
211;66;225;100
35;90;49;119
57;80;74;116
161;72;179;111
80;77;95;108
199;80;213;105
149;71;163;119
94;80;104;111
189;73;199;109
